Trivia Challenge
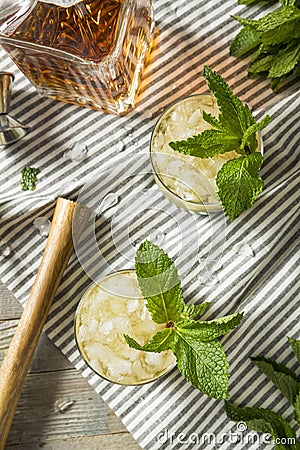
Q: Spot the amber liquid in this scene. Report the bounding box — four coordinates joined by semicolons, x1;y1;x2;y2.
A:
11;0;123;62
1;0;153;113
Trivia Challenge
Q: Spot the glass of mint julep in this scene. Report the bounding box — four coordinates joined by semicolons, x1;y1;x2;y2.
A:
150;67;270;220
151;94;263;216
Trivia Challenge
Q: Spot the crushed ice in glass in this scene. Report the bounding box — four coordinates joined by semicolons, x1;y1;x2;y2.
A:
33;217;51;237
64;142;88;162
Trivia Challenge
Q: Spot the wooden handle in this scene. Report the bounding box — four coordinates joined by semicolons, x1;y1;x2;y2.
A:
0;198;88;449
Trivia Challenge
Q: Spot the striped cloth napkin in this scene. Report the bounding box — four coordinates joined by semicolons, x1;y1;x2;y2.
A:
0;0;299;449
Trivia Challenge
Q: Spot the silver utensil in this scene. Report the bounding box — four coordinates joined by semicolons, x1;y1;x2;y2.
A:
0;72;30;146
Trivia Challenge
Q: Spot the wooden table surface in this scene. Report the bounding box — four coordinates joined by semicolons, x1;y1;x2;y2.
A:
0;282;141;450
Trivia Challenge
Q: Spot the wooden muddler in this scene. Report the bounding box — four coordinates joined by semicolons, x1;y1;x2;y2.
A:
0;198;88;449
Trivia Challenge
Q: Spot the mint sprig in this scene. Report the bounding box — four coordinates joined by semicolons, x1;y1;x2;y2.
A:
124;241;243;399
169;66;271;220
230;3;300;90
225;336;300;445
216;153;264;221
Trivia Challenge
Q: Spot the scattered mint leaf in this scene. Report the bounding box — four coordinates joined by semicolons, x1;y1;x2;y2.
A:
233;7;300;34
230;25;261;57
124;328;175;352
248;54;277;77
251;356;300;404
231;4;300;91
174;337;229;399
216;153;264;220
20;167;40;191
175;313;243;342
225;401;299;450
135;240;184;324
288;337;300;363
268;39;300;78
271;75;286;92
182;302;211;320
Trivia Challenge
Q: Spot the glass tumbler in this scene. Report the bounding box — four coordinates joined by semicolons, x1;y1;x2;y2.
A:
150;94;263;214
0;0;154;114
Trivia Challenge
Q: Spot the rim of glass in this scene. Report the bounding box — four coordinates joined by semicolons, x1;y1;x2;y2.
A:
0;0;132;65
74;269;176;386
150;93;263;209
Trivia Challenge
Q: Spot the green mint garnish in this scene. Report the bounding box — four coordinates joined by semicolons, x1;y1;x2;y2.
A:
230;4;300;90
225;401;299;449
168;66;271;220
124;240;243;399
20;167;40;191
226;336;300;443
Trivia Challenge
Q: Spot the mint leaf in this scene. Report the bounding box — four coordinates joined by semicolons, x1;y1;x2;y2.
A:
240;116;271;153
169;130;241;158
20;167;40;191
294;391;300;425
269;40;300;78
135;241;184;324
216;153;264;220
248;54;277;76
202;111;225;130
288;337;300;363
124;328;175;352
225;401;298;449
271;76;286;92
174;337;229;399
262;17;300;46
230;25;261;57
175;313;243;342
202;65;256;137
182;302;211;320
233;7;300;34
252;357;300;405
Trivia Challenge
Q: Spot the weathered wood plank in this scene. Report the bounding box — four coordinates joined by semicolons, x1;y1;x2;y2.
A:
6;369;126;446
0;321;73;372
0;283;22;320
6;432;141;449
